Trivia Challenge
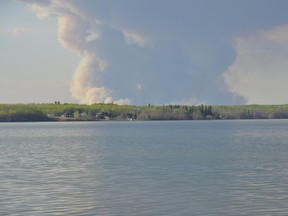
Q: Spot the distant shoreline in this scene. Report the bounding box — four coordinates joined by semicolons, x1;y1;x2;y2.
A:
1;103;288;122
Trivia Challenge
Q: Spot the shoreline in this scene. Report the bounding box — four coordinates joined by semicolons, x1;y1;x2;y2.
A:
1;103;288;122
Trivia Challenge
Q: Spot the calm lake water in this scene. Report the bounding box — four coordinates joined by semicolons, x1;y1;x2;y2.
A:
1;120;288;215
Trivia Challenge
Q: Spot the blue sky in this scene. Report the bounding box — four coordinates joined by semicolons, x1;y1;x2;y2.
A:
1;0;288;105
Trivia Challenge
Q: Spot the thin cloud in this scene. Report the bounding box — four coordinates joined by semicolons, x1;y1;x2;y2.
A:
262;25;288;45
122;30;149;47
10;27;32;37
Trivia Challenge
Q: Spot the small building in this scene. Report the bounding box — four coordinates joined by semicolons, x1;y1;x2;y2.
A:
65;112;74;118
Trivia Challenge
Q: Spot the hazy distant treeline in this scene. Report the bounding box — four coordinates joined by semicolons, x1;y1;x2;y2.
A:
1;103;288;122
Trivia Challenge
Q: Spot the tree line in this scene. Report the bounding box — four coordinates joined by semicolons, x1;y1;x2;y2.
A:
1;103;288;122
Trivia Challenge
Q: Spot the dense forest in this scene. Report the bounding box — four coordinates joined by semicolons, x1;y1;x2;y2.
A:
1;103;288;122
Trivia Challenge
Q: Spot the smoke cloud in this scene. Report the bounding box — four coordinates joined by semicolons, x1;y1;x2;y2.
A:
23;0;129;105
19;0;288;105
223;26;288;104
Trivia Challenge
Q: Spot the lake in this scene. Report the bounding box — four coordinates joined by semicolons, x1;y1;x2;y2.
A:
1;120;288;215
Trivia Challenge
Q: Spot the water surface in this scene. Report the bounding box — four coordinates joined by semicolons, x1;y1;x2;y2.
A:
1;120;288;215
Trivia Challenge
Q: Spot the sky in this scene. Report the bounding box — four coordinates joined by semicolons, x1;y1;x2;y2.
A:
1;0;288;105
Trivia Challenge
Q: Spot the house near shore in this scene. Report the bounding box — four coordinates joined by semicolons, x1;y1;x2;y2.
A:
63;112;74;118
96;112;111;120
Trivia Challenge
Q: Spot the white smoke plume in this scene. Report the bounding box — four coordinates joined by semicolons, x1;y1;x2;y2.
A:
23;0;129;105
